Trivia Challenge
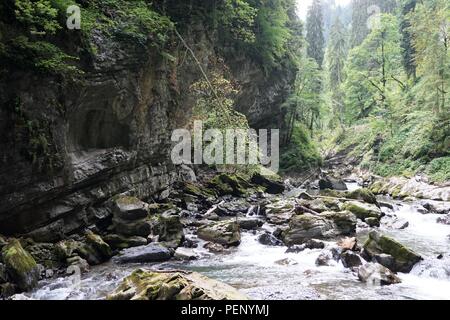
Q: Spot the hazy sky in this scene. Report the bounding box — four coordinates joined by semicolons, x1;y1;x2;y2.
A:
296;0;352;20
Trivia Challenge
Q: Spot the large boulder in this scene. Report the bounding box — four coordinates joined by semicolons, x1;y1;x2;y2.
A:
258;232;283;246
107;269;247;300
197;220;241;246
342;201;382;220
112;196;149;220
250;172;285;194
1;239;40;291
237;217;264;230
149;211;184;247
115;243;173;264
282;211;356;246
358;262;401;286
208;173;251;197
319;176;347;191
113;218;152;237
346;189;377;204
363;230;422;273
103;234;148;250
85;231;113;261
340;251;363;268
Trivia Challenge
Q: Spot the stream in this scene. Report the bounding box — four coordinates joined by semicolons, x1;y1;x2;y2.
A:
24;185;450;300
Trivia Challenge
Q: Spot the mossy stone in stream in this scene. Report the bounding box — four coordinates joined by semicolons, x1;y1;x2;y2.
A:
85;231;113;260
208;173;252;197
363;230;422;273
103;234;148;250
107;268;248;300
182;182;216;199
149;212;184;248
1;239;39;291
342;201;382;220
197;220;241;246
346;189;377;204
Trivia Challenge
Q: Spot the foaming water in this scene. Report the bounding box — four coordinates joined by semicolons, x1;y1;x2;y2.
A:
26;197;450;300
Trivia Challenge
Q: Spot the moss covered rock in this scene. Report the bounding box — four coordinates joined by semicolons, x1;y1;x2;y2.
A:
208;173;252;197
112;196;149;221
342;201;382;220
282;211;356;245
182;182;216;199
250;172;285;194
346;188;378;204
103;234;148;250
85;231;113;260
197;220;241;246
149;212;184;248
107;269;247;300
1;239;39;291
363;230;422;273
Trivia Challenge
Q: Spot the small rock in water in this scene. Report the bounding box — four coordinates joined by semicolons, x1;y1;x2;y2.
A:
373;254;396;271
341;251;363;268
238;217;264;230
315;251;336;266
337;237;357;251
258;232;283;246
203;242;227;254
115;243;173;263
365;217;380;227
275;258;298;266
437;214;450;225
174;247;199;261
358;262;401;286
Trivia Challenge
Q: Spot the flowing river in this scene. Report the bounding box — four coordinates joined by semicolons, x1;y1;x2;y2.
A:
25;187;450;300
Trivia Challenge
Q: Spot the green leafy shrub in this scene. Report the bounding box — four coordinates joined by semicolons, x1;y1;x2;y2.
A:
426;157;450;183
280;124;321;172
14;0;61;34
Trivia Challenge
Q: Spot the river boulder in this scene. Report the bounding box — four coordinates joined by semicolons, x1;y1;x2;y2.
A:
107;269;247;300
1;239;40;291
197;220;241;246
208;173;251;197
112;196;149;220
282;211;356;245
250;172;285;194
238;217;264;230
319;176;347;190
115;243;173;263
342;201;382;220
341;251;363;268
149;211;184;248
103;234;148;250
258;232;283;246
358;262;401;286
363;230;422;273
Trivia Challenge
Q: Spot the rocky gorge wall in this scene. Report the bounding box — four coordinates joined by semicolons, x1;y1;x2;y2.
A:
0;9;295;240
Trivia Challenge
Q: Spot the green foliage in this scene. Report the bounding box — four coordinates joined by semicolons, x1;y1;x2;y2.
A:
280;124;321;172
426;157;450;183
14;0;60;34
220;0;257;43
305;0;325;67
246;0;293;73
114;2;174;47
343;14;404;124
1;35;81;76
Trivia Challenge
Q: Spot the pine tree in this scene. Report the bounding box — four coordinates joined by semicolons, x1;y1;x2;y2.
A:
400;0;417;81
326;16;348;127
306;0;325;67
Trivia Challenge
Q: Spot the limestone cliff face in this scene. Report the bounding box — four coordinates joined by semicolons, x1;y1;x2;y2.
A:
0;17;294;239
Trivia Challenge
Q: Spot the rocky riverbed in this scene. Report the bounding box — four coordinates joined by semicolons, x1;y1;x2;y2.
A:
1;171;450;300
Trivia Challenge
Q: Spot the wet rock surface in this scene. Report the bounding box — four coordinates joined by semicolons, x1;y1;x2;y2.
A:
107;269;248;300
